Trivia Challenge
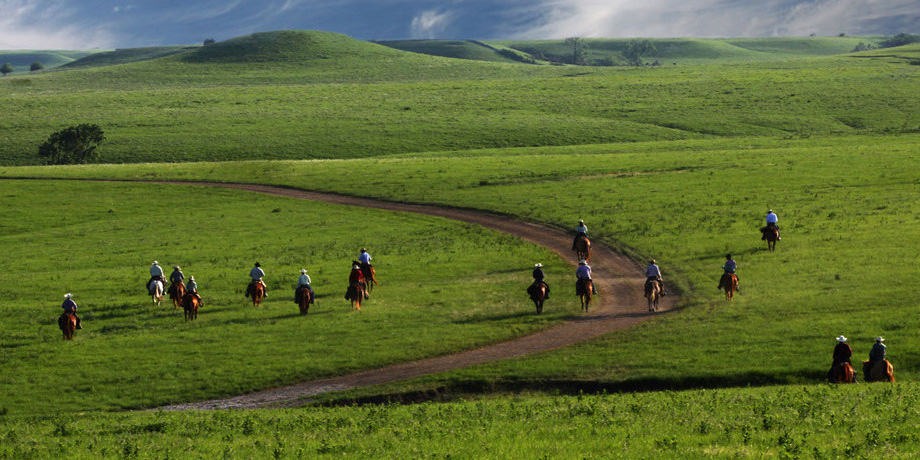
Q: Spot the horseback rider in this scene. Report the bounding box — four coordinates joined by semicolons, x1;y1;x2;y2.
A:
348;263;369;300
719;254;737;289
245;262;268;298
60;293;82;330
868;336;887;364
169;265;184;296
147;261;166;291
296;269;315;304
761;209;780;240
185;276;203;306
576;260;598;294
646;260;664;295
527;263;551;299
828;335;855;382
572;219;588;250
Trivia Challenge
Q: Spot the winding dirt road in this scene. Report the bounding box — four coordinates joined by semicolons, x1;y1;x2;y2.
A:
135;182;678;410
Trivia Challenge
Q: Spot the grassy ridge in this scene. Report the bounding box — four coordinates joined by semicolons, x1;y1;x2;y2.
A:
0;180;573;414
62;46;196;69
7;134;920;397
2;383;918;458
377;39;524;63
0;50;105;73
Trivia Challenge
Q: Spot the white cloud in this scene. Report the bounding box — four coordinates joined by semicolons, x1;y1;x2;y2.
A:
0;0;116;49
411;9;455;38
510;0;920;38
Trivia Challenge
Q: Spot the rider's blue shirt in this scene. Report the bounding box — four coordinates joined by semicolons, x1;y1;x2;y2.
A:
358;253;372;264
62;299;77;313
723;260;737;273
250;267;265;280
576;265;592;279
766;213;778;224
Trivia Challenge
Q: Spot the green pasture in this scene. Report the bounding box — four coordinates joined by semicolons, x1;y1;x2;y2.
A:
0;180;573;415
60;46;196;69
376;39;523;64
8;133;920;401
2;383;918;458
0;32;918;166
0;50;105;74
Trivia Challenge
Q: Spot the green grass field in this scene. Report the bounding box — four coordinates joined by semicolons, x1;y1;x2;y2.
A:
3;29;920;456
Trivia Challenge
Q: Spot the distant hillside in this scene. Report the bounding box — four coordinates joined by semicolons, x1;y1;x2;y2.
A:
63;46;196;69
181;30;407;63
0;50;105;73
376;40;535;64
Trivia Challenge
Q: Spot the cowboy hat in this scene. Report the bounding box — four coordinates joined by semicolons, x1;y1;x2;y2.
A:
578;260;587;265
64;293;72;299
301;269;307;274
189;276;195;281
836;335;847;342
152;261;159;265
534;263;543;268
876;336;885;342
174;266;180;269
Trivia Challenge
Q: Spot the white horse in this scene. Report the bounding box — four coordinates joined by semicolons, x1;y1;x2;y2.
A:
148;279;165;306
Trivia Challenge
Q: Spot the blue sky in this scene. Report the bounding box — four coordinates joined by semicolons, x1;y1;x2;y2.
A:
1;0;917;49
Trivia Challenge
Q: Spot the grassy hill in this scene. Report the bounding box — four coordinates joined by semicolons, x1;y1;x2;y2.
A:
376;39;529;64
0;50;106;73
62;46;195;69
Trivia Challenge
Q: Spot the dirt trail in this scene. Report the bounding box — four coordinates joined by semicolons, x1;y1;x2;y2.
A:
137;182;679;410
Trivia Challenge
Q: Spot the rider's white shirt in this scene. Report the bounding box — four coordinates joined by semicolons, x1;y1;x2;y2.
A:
150;265;164;277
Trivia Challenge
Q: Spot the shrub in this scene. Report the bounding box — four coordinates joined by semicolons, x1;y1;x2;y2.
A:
880;33;920;48
37;124;106;165
30;62;44;72
0;62;12;76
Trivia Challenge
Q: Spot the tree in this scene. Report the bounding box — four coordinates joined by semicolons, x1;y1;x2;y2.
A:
564;37;588;65
622;40;657;66
37;124;106;165
880;33;920;48
0;62;13;76
203;37;216;46
30;62;44;72
851;42;875;52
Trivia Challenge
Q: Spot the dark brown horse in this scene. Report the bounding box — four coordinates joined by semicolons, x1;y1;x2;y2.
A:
862;360;895;383
298;286;313;315
357;261;378;293
346;282;364;311
59;313;77;341
718;273;739;301
764;227;779;252
644;279;661;312
169;282;186;309
574;236;591;261
529;283;547;314
577;279;593;312
182;293;200;321
829;362;856;383
250;281;265;307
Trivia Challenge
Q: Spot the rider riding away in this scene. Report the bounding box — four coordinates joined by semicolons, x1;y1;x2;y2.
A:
169;265;184;295
61;293;82;330
646;260;664;295
296;269;315;304
828;335;855;382
358;248;372;266
572;219;588;250
185;276;203;306
719;254;737;289
762;210;780;240
348;264;368;300
576;260;598;294
869;336;887;363
147;261;166;291
528;263;550;299
246;262;267;298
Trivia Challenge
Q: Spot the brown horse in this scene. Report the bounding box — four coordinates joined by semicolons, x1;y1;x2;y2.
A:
644;279;661;312
529;283;547;314
358;262;378;293
862;360;895;383
297;286;313;315
250;281;265;307
169;282;186;309
182;293;200;321
718;273;739;301
764;227;779;252
59;313;77;341
577;279;593;312
829;362;856;383
346;282;364;311
574;236;591;261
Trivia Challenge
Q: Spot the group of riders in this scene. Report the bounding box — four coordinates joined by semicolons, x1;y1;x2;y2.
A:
829;335;894;383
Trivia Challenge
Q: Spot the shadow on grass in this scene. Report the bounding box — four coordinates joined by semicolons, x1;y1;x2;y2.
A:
317;370;827;407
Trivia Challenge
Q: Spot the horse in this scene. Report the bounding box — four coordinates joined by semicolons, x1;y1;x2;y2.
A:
182;293;200;321
529;282;547;314
574;236;591;261
718;273;739;301
59;313;77;341
862;360;895;383
764;226;779;252
358;261;378;293
644;278;661;312
346;282;364;311
148;279;165;306
250;281;265;307
169;282;186;309
297;286;313;315
828;362;857;384
577;279;593;312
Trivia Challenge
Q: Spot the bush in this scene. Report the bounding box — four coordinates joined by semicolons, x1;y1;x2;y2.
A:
37;124;106;165
0;62;12;76
204;38;216;46
851;42;875;52
880;33;920;48
30;62;44;72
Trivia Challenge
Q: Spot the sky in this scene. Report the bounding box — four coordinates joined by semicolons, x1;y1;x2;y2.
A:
1;0;917;49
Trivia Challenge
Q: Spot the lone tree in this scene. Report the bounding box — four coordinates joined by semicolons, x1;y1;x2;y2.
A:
30;62;44;72
622;40;657;66
37;124;106;165
0;62;13;76
203;37;216;46
564;37;588;65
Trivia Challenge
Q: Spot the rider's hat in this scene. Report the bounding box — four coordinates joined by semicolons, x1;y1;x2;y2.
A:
174;265;180;269
255;262;261;267
360;248;367;252
535;263;543;268
768;209;773;213
153;261;159;265
726;254;731;259
301;269;307;274
651;259;657;264
836;335;847;342
189;276;195;281
64;293;72;299
578;219;584;223
353;265;360;269
578;259;587;265
876;336;885;342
